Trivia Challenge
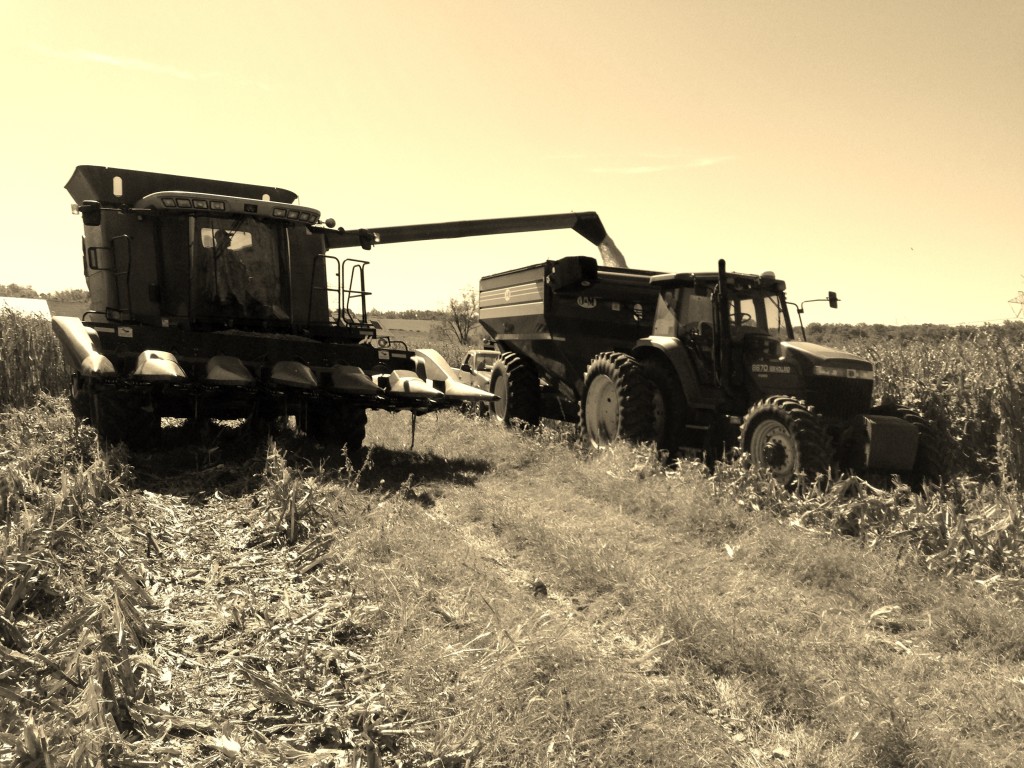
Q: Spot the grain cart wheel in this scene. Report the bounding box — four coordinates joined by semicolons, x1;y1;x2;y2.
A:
640;359;685;455
740;396;833;487
581;352;655;448
307;402;368;464
489;352;541;428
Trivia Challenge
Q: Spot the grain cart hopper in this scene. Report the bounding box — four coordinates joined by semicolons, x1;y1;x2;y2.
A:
52;165;500;453
479;256;945;486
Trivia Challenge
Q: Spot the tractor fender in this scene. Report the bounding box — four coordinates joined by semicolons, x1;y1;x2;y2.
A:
632;336;715;410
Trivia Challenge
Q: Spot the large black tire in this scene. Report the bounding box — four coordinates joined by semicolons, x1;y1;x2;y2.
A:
893;407;949;486
306;401;368;463
88;390;161;450
865;403;951;487
69;375;90;421
740;396;833;486
580;352;655;448
489;352;541;428
640;358;686;455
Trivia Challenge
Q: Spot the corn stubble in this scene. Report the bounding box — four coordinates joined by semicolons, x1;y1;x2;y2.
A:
3;316;1024;766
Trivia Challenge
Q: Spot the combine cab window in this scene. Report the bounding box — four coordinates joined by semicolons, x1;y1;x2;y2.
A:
191;216;290;324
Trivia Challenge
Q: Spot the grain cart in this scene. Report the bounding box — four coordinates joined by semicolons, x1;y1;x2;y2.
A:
52;165;504;453
479;255;944;486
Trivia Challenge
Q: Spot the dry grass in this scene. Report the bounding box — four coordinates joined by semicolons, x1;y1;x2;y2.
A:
335;412;1024;767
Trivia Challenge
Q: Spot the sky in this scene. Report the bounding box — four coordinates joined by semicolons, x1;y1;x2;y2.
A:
1;0;1021;325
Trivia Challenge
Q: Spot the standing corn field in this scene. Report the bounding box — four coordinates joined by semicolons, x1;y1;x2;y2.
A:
0;308;68;409
810;322;1024;487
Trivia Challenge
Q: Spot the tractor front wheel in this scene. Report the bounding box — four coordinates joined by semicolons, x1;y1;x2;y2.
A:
581;352;655;448
866;402;950;487
740;396;833;487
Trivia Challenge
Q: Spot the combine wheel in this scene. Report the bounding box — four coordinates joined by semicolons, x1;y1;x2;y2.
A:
307;401;368;464
69;375;90;421
581;352;655;448
489;352;541;427
88;390;160;449
740;396;833;487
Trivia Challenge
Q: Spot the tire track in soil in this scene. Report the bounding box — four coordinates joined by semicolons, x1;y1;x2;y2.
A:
402;455;782;767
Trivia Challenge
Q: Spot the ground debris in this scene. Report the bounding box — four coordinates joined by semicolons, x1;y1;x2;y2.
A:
2;439;404;767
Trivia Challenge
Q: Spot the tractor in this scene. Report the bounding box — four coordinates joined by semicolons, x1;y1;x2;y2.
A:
478;255;944;486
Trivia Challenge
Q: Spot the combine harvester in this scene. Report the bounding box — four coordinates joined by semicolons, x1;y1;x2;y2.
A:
52;166;515;454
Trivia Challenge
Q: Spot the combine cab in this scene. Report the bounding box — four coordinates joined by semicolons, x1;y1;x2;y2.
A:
52;166;495;452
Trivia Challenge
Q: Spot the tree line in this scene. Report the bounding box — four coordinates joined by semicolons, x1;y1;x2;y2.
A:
1;284;89;302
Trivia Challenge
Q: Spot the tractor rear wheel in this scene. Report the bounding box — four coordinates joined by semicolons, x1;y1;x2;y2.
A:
581;352;655;448
740;396;833;487
489;352;541;428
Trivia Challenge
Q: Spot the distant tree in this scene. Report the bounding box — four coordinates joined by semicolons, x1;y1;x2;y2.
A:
42;288;89;302
1;284;40;299
437;288;479;345
369;308;445;321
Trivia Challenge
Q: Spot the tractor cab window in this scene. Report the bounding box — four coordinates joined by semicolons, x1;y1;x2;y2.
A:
762;293;791;340
727;290;792;340
191;216;290;324
654;287;715;338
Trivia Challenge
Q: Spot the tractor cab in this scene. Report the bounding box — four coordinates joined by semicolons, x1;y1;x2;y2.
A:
645;261;872;420
649;267;793;395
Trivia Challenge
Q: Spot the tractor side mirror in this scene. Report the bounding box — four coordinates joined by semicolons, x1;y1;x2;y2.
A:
827;291;838;309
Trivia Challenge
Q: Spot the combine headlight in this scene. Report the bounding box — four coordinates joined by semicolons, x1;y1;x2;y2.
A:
813;365;874;380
